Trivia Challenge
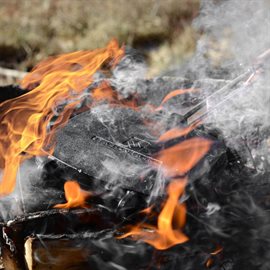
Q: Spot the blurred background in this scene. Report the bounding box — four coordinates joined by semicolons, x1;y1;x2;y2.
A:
2;0;268;86
0;0;200;85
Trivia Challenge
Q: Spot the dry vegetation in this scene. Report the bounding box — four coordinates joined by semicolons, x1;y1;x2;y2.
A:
0;0;200;84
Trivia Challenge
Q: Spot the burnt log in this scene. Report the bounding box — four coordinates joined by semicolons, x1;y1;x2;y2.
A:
0;207;118;269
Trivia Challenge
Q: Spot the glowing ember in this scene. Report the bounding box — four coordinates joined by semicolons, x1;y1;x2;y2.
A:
118;178;188;250
54;180;90;209
0;40;124;195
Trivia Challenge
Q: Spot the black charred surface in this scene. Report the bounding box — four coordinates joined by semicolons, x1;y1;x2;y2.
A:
1;76;270;269
52;77;229;196
48;119;270;269
184;140;270;270
53;107;158;195
0;85;25;103
3;208;117;236
0;207;118;270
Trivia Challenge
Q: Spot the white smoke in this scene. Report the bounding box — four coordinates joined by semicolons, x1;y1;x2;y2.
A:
188;0;270;169
190;0;270;77
1;0;270;221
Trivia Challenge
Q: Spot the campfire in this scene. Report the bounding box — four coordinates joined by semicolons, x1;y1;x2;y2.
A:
0;35;270;270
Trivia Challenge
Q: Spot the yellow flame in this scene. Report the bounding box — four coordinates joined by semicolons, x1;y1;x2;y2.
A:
0;40;124;195
54;180;90;209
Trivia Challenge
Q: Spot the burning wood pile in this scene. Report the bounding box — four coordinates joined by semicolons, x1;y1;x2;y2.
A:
0;38;269;270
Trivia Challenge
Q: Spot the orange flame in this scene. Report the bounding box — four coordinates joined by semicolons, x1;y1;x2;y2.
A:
210;246;223;255
118;178;188;250
206;258;213;268
206;246;223;268
118;127;212;250
91;82;117;102
0;40;124;195
156;137;212;177
156;88;198;111
158;122;200;142
54;180;90;209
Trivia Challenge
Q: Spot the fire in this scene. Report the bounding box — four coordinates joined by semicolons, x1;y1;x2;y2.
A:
210;246;223;255
118;178;188;250
206;258;213;268
156;137;212;177
158;123;200;142
91;82;117;102
156;88;198;111
54;180;90;209
0;38;214;252
206;246;223;268
0;40;124;195
118;126;212;250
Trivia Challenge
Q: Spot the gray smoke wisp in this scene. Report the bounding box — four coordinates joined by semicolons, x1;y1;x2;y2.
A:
183;0;270;170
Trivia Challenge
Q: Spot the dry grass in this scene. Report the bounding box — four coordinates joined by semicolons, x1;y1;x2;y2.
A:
0;0;200;79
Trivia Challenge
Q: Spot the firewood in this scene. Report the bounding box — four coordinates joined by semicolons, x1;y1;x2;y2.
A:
1;208;117;270
23;231;155;270
24;235;94;270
